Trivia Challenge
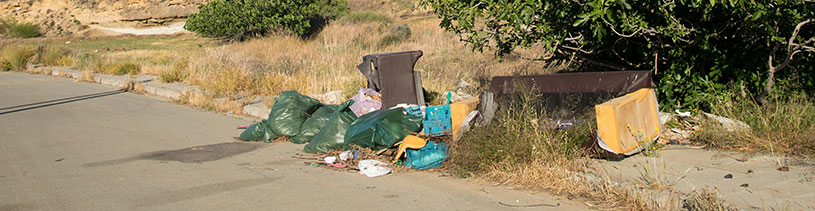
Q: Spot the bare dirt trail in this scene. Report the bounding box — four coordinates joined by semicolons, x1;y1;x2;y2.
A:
0;72;586;210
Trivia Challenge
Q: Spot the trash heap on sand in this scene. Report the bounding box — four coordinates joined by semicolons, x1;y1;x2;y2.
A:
237;50;688;177
237;51;476;177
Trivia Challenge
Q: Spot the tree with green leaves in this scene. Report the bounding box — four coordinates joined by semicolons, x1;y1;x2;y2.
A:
185;0;348;41
423;0;814;109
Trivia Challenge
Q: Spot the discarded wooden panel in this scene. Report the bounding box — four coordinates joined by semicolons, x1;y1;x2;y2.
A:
450;97;479;140
489;71;654;119
595;88;661;155
357;50;425;108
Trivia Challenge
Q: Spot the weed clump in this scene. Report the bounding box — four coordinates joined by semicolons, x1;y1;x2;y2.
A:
693;90;815;157
379;23;411;47
0;46;35;71
112;63;141;75
337;11;392;25
159;61;190;83
1;18;40;38
33;46;72;66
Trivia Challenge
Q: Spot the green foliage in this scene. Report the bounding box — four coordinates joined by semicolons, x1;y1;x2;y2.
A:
423;0;815;110
379;23;411;47
337;11;393;25
184;0;348;41
112;63;140;75
7;22;40;38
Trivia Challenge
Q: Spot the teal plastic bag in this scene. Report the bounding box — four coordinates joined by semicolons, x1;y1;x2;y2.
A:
304;99;357;153
291;104;338;144
268;90;321;137
405;141;448;170
343;108;423;150
238;120;279;143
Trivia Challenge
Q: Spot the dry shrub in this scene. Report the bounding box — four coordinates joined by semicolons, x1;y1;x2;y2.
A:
159;60;190;83
681;189;736;211
1;45;35;71
452;91;659;210
694;92;815;157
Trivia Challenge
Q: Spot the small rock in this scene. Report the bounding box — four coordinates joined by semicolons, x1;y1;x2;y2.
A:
740;183;749;187
724;174;733;179
777;166;790;172
735;156;749;162
747;169;754;174
55;158;64;162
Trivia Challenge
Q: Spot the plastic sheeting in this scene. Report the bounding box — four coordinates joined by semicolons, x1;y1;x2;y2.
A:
238;120;279;143
595;88;661;155
291;104;338;144
268;90;321;137
343;108;423;150
304;99;358;153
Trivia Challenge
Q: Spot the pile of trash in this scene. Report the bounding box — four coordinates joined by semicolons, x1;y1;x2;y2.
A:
237;51;478;177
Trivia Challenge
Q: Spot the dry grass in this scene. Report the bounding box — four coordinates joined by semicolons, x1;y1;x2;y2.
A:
693;92;815;157
681;189;737;211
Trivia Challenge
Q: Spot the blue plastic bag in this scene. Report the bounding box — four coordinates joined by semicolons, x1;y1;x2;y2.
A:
405;141;448;170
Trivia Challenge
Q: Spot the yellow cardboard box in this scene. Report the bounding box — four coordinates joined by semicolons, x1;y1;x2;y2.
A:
595;88;660;155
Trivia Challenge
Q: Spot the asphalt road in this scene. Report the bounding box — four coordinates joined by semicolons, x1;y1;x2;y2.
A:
0;72;585;210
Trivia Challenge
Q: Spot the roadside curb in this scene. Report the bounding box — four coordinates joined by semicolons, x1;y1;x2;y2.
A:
41;66;269;120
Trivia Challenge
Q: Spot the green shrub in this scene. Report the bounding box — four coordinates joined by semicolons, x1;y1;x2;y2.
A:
112;63;141;75
337;11;392;25
7;22;40;38
425;0;815;110
379;23;411;47
184;0;348;41
1;61;11;71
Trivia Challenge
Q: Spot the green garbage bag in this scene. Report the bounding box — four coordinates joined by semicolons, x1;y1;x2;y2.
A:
290;104;338;144
238;120;279;143
343;108;423;150
268;90;321;137
304;100;357;153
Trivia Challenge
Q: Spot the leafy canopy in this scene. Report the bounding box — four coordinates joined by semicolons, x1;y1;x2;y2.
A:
185;0;348;41
424;0;815;110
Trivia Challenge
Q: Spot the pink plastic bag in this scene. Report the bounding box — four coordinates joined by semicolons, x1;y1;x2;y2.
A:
350;88;382;117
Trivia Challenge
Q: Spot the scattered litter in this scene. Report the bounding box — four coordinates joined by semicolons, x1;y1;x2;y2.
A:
343;107;423;150
349;88;383;117
747;169;754;174
703;112;751;132
596;88;661;155
392;135;428;163
292;104;338;144
676;109;692;117
267;90;321;137
358;160;392;177
304;99;358;153
405;141;448;170
740;183;749;187
338;150;352;161
55;158;64;162
237;126;248;129
724;174;733;179
324;156;337;164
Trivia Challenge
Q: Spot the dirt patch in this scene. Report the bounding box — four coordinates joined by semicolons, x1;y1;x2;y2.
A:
143;142;263;163
83;142;264;167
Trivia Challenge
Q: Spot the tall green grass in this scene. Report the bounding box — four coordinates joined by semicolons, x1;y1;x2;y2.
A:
1;18;40;38
693;89;815;157
337;11;393;25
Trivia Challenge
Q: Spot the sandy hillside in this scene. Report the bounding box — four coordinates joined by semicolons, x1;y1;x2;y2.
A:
1;0;207;36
